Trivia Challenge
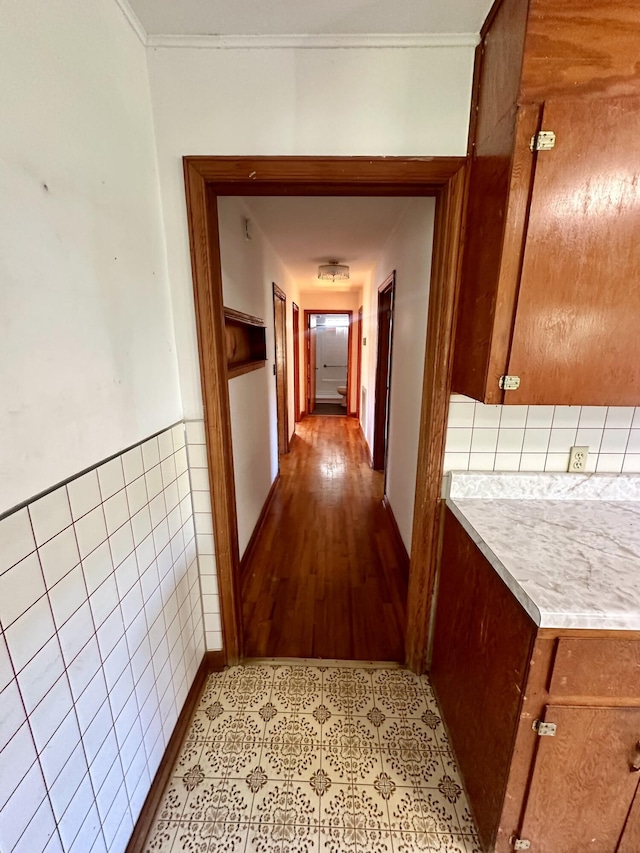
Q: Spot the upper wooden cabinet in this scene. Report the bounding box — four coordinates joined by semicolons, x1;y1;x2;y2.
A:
453;0;640;405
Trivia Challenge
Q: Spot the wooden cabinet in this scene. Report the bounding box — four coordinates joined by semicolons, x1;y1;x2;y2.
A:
453;0;640;405
431;510;640;852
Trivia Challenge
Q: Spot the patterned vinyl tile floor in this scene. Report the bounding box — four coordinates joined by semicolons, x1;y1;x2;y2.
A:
143;662;481;852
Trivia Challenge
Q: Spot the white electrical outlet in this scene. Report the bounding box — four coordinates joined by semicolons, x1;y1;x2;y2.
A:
568;446;589;472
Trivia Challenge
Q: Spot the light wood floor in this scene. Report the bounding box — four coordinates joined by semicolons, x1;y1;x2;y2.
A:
241;416;408;661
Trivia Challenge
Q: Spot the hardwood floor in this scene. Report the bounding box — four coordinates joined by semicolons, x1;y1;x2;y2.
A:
241;416;408;661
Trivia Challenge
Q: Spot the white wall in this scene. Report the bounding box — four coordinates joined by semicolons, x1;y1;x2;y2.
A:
217;198;299;556
146;45;475;423
363;199;436;551
0;0;181;515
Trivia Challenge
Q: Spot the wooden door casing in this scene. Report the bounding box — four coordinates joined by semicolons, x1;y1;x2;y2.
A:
273;283;289;454
183;155;467;670
308;322;317;414
519;704;640;852
292;302;301;422
506;96;640;405
373;273;395;472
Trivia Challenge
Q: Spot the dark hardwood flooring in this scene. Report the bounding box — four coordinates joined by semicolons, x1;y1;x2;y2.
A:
241;416;408;661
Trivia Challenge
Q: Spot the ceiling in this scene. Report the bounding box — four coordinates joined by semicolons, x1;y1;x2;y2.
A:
242;196;413;291
128;0;492;37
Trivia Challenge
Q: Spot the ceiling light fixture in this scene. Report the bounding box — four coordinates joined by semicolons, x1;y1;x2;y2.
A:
317;261;349;282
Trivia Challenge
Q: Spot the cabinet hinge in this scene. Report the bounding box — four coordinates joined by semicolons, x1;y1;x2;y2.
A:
530;130;556;152
499;375;521;391
532;719;557;737
511;839;531;851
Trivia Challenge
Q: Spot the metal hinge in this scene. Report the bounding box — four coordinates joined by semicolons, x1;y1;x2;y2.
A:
533;719;557;737
499;375;521;391
512;839;531;850
530;130;556;152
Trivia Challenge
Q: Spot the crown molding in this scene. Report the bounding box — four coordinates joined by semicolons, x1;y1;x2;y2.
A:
146;32;480;50
112;0;148;45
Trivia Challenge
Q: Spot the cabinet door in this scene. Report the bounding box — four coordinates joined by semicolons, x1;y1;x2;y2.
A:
505;96;640;406
617;786;640;853
518;705;640;851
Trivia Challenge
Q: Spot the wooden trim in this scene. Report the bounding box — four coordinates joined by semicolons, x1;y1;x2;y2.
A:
304;310;353;416
292;303;301;422
185;156;467;195
406;167;467;673
273;282;287;301
223;306;265;327
125;651;225;852
183;155;467;675
240;474;281;576
227;360;266;379
184;164;242;666
358;422;374;468
373;273;396;471
356;305;363;420
272;283;289;454
382;495;410;581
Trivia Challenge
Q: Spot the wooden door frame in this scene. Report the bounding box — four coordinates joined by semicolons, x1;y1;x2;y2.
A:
292;302;301;422
372;272;396;471
183;155;466;672
356;306;363;420
304;310;353;415
272;283;289;454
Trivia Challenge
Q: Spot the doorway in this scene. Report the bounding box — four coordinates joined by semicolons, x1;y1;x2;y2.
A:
272;283;289;455
373;272;396;471
184;156;466;672
305;311;352;416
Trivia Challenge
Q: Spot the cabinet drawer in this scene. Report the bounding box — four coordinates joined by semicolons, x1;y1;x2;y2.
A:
549;638;640;698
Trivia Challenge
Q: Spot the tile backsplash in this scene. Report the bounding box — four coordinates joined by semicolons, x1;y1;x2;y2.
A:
0;423;213;853
445;396;640;475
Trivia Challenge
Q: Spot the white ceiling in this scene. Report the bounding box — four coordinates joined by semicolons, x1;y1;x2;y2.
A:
242;196;413;291
128;0;492;37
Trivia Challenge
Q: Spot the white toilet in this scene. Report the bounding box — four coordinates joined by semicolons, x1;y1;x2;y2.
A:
337;386;347;407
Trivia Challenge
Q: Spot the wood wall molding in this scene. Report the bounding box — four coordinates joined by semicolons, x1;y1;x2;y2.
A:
382;496;410;581
240;474;281;577
183;155;467;674
125;651;225;852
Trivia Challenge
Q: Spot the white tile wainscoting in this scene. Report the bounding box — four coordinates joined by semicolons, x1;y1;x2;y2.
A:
0;422;219;853
185;420;222;652
444;396;640;475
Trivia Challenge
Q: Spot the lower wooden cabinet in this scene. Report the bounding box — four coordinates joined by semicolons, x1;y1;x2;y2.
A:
519;705;640;852
431;510;640;852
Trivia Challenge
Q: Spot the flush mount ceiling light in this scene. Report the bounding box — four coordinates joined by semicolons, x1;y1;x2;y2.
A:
317;261;350;282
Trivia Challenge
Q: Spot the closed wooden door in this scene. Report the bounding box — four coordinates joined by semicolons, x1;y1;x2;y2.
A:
518;704;640;852
273;284;289;454
506;96;640;406
292;302;301;422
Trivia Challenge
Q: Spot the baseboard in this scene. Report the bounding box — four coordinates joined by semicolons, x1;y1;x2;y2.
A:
240;473;280;575
358;423;373;467
125;649;225;852
382;495;411;580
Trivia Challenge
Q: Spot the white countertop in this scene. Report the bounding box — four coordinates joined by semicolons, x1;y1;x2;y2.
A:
445;473;640;630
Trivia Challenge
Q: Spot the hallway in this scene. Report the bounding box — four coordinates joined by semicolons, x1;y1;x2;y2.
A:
241;418;408;661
